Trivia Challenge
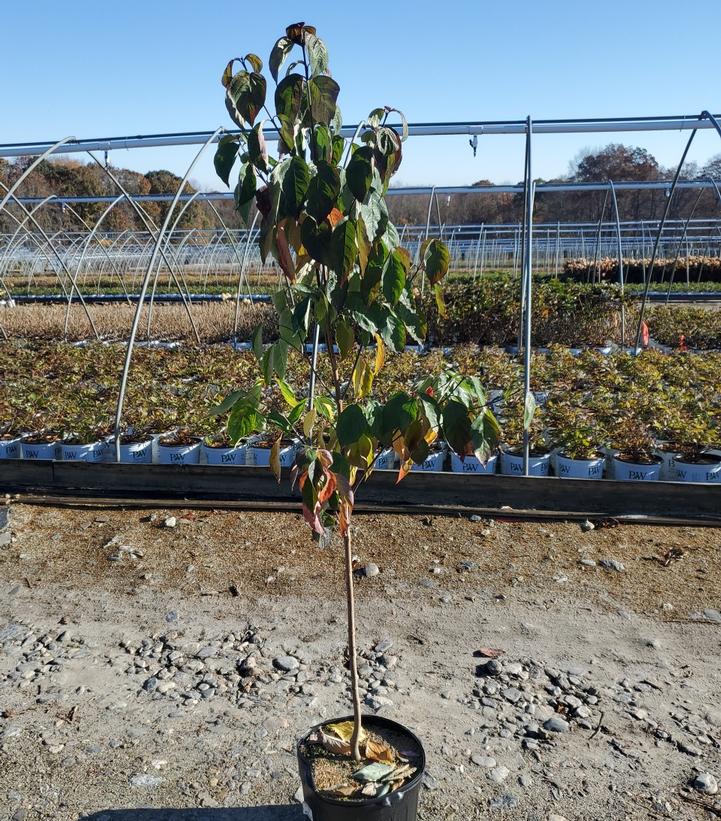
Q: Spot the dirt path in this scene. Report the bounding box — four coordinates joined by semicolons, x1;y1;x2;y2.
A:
1;504;720;820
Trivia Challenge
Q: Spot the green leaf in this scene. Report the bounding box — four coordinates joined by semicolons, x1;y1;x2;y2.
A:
433;283;447;319
244;53;263;73
300;215;333;265
252;326;264;362
337;405;369;447
305;33;329;76
234;164;257;225
283;156;310;214
336;319;355;359
247;123;268;172
346;150;373;202
382;249;407;305
269;36;293;82
332;135;345;164
225;70;266;127
228;396;262;443
209;389;244;417
276;377;301;408
305;160;341;222
311;124;332;163
524;391;537;431
309;75;340;124
214;137;238;187
275;73;304;121
424;239;450;285
332;220;357;280
471;409;501;464
378;392;417;444
442;400;472;457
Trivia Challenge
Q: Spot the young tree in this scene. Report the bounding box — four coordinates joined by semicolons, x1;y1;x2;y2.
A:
213;23;500;760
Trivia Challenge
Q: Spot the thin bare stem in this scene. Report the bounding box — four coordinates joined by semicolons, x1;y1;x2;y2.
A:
344;529;363;761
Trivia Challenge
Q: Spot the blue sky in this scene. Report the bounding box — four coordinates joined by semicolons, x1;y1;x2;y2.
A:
2;0;720;190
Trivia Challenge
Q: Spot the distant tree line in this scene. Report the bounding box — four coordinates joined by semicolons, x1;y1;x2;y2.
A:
1;144;720;235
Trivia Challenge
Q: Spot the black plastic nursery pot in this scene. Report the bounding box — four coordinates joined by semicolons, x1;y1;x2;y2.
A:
297;715;426;821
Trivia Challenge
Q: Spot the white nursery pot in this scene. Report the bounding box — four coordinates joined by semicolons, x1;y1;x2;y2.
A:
375;448;396;471
450;452;497;474
415;449;446;472
0;437;22;459
653;447;682;481
612;456;661;481
21;440;58;460
118;439;153;464
555;452;605;480
61;441;104;462
157;440;201;465
500;449;550;477
673;457;721;484
250;441;296;467
201;442;248;466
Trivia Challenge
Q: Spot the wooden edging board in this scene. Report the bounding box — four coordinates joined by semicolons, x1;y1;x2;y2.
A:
1;460;720;522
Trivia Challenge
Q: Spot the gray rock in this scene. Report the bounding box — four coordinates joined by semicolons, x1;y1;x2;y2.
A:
273;656;299;673
374;638;393;653
600;559;625;572
362;563;380;578
142;677;158;692
488;766;510;784
703;609;721;623
163;516;177;528
489;794;518;811
691;772;718;795
502;687;522;704
129;774;164;788
580;519;595;532
543;716;570;733
579;558;597;568
470;754;496;768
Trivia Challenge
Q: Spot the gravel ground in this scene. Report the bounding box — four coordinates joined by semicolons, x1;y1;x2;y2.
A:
1;503;720;821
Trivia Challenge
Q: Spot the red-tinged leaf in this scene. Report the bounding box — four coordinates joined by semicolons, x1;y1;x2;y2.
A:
316;467;337;505
302;503;324;535
276;223;296;282
477;648;505;659
396;458;413;484
328;207;343;227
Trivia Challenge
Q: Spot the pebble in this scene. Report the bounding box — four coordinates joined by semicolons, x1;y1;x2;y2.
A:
129;774;164;788
600;559;625;572
691;772;718;795
580;519;595;532
543;716;570;733
488;765;510;784
579;558;597;568
163;516;177;528
470;754;496;768
272;656;299;673
374;638;393;653
362;563;380;578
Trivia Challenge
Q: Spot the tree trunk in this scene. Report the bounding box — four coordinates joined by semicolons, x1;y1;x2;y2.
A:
344;529;363;761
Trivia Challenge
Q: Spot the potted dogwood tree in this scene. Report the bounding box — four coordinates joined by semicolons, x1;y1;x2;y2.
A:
213;23;500;819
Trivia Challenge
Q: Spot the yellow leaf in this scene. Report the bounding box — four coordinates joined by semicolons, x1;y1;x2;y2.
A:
352;358;374;399
270;438;281;483
325;721;366;743
364;738;395;765
374;334;385;375
303;409;316;438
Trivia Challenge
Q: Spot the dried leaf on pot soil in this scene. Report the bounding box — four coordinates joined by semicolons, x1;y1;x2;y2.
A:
475;647;505;659
325;720;366;743
364;738;395;765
